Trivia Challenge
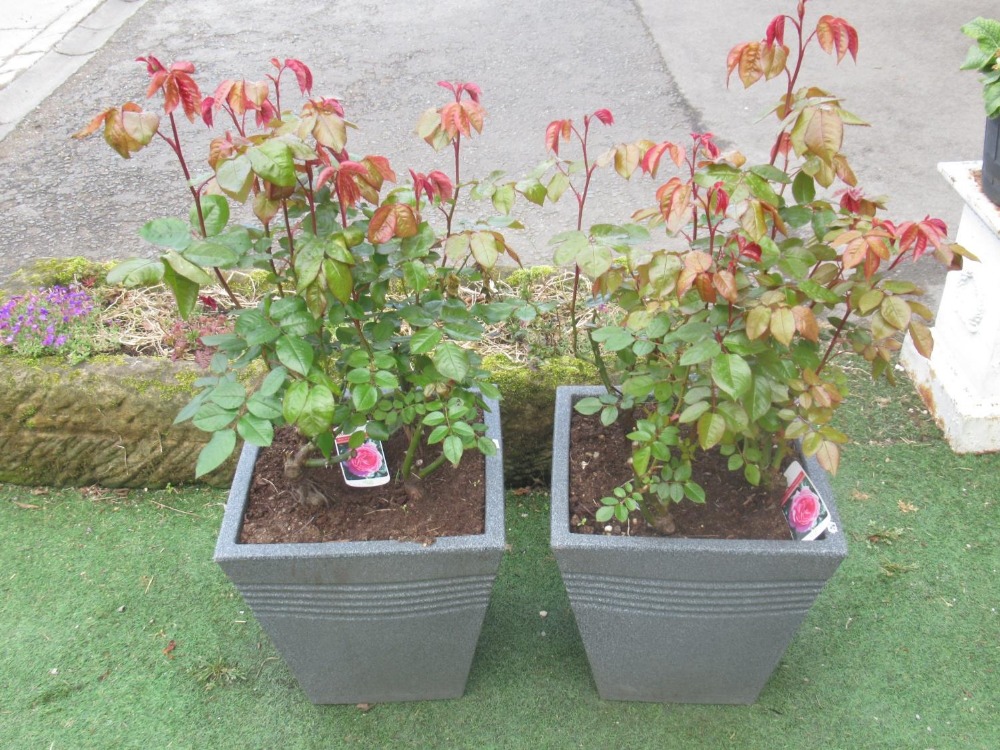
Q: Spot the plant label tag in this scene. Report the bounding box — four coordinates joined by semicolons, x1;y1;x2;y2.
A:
780;461;833;541
335;430;390;488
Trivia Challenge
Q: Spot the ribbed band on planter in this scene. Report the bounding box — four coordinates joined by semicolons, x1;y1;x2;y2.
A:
550;386;848;704
214;398;505;704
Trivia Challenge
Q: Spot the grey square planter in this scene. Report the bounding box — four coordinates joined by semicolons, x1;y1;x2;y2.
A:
215;398;505;704
551;386;847;704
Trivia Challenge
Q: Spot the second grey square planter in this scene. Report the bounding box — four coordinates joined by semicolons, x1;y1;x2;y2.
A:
551;386;847;704
215;399;505;704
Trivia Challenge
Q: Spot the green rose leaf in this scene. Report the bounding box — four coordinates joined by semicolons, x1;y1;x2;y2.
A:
678;400;711;424
433;342;470;382
792;171;816;204
550;230;589;265
679;339;722;366
164;249;213;285
712;354;752;400
161;261;199;321
193;402;238;432
591;326;634;352
470;232;500;269
195;429;237;478
297;384;336;438
107;257;165;287
574;397;603;416
324;259;353;304
237;413;274;446
410;327;442;355
247;140;296;188
258;367;288;397
246;393;283;420
443;435;464;466
140;217;191;250
746;377;773;423
215;154;253;200
351;383;379;412
697;411;726;450
492;183;516;214
192;194;230;237
282;380;309;424
209;378;246;411
183;240;238;269
275;335;315;376
235;310;280;347
477;436;498;457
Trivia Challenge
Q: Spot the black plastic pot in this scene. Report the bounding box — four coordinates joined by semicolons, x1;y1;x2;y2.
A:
983;115;1000;205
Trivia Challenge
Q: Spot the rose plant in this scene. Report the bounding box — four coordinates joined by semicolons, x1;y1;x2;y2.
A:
961;17;1000;119
75;57;522;498
531;0;972;532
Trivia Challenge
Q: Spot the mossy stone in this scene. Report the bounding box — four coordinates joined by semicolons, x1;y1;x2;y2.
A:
483;353;598;486
0;355;234;488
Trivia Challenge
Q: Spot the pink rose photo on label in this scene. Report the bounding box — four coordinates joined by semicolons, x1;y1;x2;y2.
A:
788;487;821;533
346;441;384;478
780;462;833;540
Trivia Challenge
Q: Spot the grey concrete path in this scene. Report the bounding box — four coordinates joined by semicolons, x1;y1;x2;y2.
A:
0;0;150;140
0;0;988;310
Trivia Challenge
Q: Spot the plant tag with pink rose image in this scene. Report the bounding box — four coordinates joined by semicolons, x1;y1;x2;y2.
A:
780;461;834;541
334;429;390;488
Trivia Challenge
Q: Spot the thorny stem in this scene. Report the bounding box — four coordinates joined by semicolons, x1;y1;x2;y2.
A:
282;201;297;265
770;11;809;169
418;452;448;480
587;328;616;396
818;303;851;373
305;167;318;234
163;112;241;309
568;119;596;358
400;425;423;481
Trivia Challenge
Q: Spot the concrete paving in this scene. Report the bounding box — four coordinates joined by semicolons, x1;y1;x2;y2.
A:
0;0;989;311
0;0;150;140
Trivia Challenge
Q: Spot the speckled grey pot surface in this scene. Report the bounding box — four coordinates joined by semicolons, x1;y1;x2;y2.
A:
551;386;848;704
215;398;505;705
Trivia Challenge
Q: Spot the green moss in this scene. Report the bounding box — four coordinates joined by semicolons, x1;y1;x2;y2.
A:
225;269;271;296
484;354;598;486
483;353;597;397
503;265;557;288
9;257;114;288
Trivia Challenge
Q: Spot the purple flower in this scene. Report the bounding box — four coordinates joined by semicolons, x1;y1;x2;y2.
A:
0;285;95;355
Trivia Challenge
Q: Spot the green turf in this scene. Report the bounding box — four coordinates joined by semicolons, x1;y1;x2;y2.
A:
1;373;998;749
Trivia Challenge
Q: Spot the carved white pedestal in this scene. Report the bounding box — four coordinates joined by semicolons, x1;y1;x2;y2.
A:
900;161;1000;453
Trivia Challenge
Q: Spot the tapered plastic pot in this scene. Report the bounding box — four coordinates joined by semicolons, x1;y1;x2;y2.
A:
550;386;847;704
215;398;505;704
982;115;1000;205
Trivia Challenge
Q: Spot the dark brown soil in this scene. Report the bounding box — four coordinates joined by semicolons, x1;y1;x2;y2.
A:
568;411;791;540
239;427;485;545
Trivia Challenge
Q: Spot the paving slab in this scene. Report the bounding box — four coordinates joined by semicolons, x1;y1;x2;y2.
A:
0;0;989;313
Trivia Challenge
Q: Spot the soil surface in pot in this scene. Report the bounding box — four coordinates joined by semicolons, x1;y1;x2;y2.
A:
569;412;790;540
239;427;485;545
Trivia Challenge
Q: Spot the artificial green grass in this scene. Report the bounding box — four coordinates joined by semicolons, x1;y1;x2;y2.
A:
1;373;998;749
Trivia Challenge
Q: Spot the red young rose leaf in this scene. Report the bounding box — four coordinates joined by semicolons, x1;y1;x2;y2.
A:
895;217;948;262
459;82;482;103
140;58;202;122
284;58;313;94
640;140;684;176
545;119;573;155
815;15;859;63
592;108;614;126
765;15;786;46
